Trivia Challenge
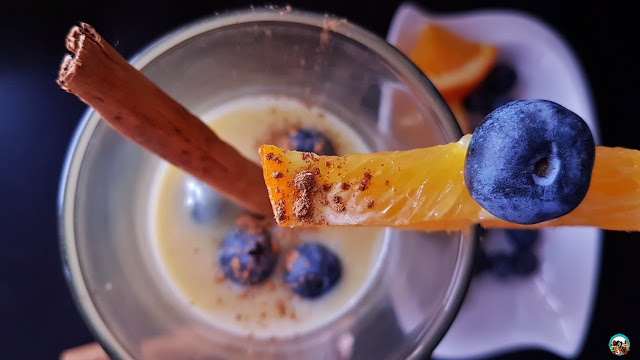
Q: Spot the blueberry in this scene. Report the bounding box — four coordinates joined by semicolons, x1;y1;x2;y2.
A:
512;251;539;275
288;128;336;155
506;229;539;251
184;178;220;224
483;63;518;94
218;223;278;285
488;252;514;278
464;99;596;224
284;243;342;299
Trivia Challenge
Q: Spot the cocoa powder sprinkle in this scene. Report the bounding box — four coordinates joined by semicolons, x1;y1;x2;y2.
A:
271;171;283;179
275;199;287;223
276;300;287;317
367;199;375;209
293;197;312;220
294;171;315;192
333;196;346;213
214;273;226;283
359;171;372;191
293;171;316;221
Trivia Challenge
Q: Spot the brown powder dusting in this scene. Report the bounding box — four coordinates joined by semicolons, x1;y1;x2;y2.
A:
293;171;316;221
294;171;315;191
271;171;283;179
313;167;321;176
322;183;331;192
385;179;390;186
275;199;287;223
301;152;315;162
293;197;312;220
359;171;372;191
235;214;272;235
366;199;375;209
341;182;350;190
265;152;274;161
264;281;276;292
276;300;287;317
333;196;346;213
325;161;332;167
238;289;252;300
319;18;348;49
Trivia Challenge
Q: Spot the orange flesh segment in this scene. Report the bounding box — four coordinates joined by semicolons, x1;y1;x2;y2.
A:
410;25;498;102
259;136;640;232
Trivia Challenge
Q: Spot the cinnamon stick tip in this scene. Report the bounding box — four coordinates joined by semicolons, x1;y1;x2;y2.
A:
57;53;75;91
58;22;102;92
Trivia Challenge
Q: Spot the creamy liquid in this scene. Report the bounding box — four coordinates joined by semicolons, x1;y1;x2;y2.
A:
149;96;387;338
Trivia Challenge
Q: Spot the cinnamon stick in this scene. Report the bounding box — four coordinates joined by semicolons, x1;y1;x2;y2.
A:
59;342;109;360
57;23;272;217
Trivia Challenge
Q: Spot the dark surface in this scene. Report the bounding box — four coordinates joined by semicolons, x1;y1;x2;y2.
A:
0;0;637;359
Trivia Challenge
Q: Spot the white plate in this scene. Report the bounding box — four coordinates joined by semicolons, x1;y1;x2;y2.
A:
384;3;602;359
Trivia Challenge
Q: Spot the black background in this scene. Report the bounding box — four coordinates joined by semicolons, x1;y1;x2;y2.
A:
0;0;638;359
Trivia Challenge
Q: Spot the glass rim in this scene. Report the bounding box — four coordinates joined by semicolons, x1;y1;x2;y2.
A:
57;7;474;359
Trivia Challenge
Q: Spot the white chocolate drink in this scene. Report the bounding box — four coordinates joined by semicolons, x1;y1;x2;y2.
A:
148;96;388;338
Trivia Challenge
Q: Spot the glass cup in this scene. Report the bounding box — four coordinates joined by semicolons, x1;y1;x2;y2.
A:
58;8;475;359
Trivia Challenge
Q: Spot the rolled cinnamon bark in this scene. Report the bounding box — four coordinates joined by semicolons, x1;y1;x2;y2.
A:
58;23;273;217
59;342;109;360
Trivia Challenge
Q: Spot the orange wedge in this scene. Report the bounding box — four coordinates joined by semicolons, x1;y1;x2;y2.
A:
410;24;498;102
259;136;640;232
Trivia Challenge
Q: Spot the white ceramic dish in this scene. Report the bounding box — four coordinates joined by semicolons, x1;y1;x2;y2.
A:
383;3;602;359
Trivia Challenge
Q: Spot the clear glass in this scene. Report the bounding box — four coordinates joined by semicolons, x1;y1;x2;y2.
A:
58;9;475;360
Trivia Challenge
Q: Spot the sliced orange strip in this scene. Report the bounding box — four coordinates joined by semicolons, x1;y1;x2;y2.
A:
410;24;498;102
259;136;640;232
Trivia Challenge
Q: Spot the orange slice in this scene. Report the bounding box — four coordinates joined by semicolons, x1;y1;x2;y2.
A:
259;136;640;232
410;24;498;102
